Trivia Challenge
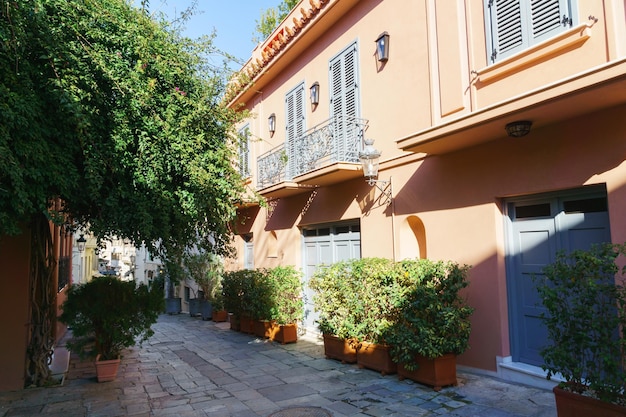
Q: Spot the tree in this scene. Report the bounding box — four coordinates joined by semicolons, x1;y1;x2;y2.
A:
253;0;299;43
1;0;247;386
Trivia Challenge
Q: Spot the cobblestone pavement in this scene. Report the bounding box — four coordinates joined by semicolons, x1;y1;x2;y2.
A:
0;314;557;417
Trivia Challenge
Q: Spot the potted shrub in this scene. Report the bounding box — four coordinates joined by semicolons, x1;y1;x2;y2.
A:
385;259;473;390
249;268;275;338
58;276;163;382
222;270;242;330
348;258;401;375
266;265;304;344
211;292;228;322
187;287;201;317
536;243;626;416
222;269;257;332
310;258;398;373
184;251;224;320
309;260;361;363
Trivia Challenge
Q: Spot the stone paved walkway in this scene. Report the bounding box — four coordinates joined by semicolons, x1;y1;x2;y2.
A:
0;314;557;416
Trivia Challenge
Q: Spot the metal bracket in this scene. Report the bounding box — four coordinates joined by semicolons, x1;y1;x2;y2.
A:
367;178;392;206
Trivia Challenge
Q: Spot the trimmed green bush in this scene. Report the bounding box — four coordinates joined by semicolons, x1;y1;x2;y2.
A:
59;276;164;360
536;243;626;405
385;259;473;369
310;257;473;369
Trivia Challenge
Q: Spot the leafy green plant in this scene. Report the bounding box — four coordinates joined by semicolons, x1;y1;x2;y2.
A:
184;251;223;303
266;266;304;325
59;276;164;360
222;269;258;318
310;258;398;344
385;259;473;370
310;260;360;340
536;243;626;405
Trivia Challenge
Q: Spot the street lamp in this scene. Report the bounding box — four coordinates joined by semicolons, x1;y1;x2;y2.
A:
359;138;392;205
76;234;86;252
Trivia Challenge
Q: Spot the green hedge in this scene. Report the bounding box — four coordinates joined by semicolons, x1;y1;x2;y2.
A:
222;266;304;324
309;257;473;365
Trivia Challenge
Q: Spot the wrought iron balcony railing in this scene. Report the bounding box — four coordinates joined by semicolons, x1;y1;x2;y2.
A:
257;115;368;189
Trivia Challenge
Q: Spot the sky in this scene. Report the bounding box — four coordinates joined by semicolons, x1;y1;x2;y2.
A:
140;0;282;67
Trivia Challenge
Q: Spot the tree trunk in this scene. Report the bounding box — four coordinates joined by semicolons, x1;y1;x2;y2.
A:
24;213;56;387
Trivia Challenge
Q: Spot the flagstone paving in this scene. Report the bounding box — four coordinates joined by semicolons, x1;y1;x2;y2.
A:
0;314;556;416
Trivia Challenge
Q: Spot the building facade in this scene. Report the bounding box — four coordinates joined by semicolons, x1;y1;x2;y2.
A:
226;0;626;387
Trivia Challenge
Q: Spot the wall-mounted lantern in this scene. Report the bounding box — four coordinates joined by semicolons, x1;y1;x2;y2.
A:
359;138;392;205
376;31;390;62
310;82;320;106
76;234;87;252
268;113;276;135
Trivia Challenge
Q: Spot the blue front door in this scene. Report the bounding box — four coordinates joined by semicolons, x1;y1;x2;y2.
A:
507;188;610;366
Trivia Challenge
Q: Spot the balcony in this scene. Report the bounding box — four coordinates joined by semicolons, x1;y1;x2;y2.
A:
257;115;368;197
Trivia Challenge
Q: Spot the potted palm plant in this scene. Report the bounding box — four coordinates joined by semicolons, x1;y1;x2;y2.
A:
59;276;163;382
384;259;473;391
184;251;224;320
536;243;626;416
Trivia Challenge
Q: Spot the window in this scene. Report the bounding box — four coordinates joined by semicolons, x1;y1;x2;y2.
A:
238;125;250;177
485;0;575;63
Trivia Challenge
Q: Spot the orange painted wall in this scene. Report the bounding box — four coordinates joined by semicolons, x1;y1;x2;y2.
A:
228;0;626;374
0;231;31;391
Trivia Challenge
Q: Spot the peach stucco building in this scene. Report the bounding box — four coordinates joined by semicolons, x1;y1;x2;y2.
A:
226;0;626;387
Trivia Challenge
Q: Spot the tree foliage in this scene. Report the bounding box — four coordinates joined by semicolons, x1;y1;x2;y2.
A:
253;0;299;43
0;0;246;256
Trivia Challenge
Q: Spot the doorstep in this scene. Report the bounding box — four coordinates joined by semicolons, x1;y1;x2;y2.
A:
497;356;560;390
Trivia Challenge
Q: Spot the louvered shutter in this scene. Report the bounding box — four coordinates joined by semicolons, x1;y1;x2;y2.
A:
530;0;569;43
238;125;250;177
485;0;573;63
329;43;359;162
285;83;305;179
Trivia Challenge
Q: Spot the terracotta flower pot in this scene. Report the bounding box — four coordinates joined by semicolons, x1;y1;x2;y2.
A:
397;353;457;391
228;313;240;331
357;341;396;375
323;334;358;364
239;315;255;334
553;385;626;417
254;320;274;339
95;354;120;383
212;310;228;322
273;323;297;344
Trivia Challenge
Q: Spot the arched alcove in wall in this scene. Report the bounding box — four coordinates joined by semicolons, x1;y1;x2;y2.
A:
399;215;427;260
